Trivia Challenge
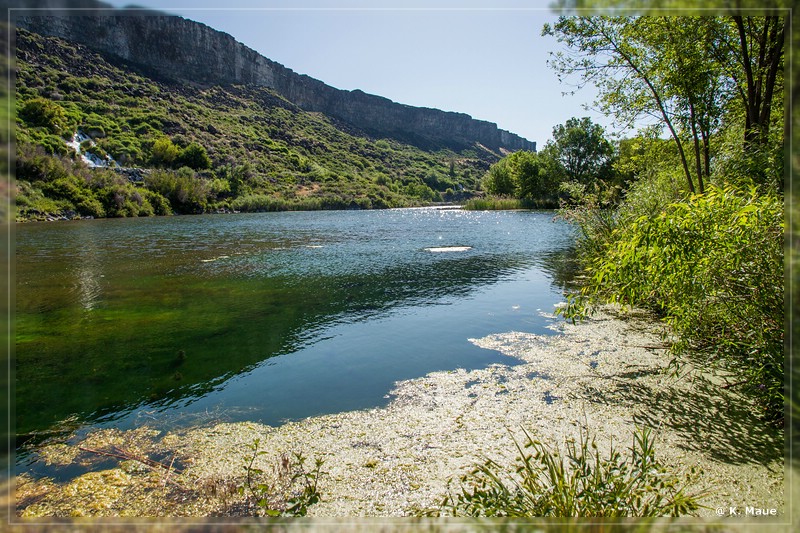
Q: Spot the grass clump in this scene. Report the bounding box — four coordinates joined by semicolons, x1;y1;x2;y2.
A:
463;196;557;210
430;426;704;517
238;438;323;517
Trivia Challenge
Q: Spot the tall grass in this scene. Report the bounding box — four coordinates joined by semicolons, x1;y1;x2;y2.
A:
463;196;558;210
230;193;376;212
430;426;704;517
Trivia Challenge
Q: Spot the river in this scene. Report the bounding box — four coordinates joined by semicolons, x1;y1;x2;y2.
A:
15;208;575;471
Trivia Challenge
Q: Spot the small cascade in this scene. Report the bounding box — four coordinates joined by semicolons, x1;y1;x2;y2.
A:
66;130;117;168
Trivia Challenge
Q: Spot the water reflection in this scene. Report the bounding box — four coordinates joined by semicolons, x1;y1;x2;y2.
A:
70;223;103;311
17;254;529;441
537;247;581;293
15;209;575;449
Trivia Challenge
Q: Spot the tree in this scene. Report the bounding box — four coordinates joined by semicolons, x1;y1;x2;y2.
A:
543;15;785;194
716;16;786;149
482;158;516;196
512;151;544;200
218;161;254;196
482;151;552;200
544;17;707;193
646;17;728;193
548;117;613;185
614;132;677;185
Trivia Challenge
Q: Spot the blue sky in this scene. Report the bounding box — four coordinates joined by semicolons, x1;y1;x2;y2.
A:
101;1;616;147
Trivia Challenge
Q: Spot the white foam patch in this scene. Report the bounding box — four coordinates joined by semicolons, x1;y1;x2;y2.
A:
424;246;472;253
200;255;229;263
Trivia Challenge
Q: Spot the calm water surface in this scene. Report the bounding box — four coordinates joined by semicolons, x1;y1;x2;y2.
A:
16;208;575;472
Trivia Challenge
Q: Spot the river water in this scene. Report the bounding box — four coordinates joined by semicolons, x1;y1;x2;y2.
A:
15;208;575;467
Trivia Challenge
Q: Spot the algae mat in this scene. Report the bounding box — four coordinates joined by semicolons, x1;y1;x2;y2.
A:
16;306;785;520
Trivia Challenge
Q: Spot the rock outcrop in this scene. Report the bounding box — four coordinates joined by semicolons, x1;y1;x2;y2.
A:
15;8;536;152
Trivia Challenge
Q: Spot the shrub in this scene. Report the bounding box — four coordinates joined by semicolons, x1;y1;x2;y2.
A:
430;426;704;517
98;184;142;217
16;145;71;182
81;112;117;138
97;136;143;166
208;178;231;199
177;142;211;170
145;169;209;214
41;175;105;217
15;180;71;218
151;136;179;167
18;98;68;135
144;190;172;216
556;182;621;260
145;169;177;197
404;181;437;202
482;151;555;201
566;185;784;423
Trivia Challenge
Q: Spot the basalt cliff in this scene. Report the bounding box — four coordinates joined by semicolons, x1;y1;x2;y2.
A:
14;7;536;153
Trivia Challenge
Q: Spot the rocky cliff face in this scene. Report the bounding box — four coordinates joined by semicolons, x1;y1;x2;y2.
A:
15;11;536;153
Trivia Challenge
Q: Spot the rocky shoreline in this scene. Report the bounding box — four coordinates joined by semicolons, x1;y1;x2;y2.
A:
16;306;785;520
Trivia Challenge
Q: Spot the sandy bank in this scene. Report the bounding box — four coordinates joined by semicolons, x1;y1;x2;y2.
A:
17;306;785;519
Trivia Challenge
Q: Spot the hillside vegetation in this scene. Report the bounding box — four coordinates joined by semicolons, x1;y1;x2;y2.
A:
14;28;498;220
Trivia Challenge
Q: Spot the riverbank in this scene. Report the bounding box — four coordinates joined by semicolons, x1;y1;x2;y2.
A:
16;306;785;520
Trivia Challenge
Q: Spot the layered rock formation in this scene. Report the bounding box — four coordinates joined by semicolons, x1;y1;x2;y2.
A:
15;9;536;152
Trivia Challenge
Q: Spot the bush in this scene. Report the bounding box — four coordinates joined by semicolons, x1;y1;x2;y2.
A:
145;169;209;214
404;182;437;202
482;151;557;202
144;190;172;216
151;136;179;167
15;180;71;218
41;175;105;217
16;145;71;182
566;185;784;423
98;184;147;217
177;142;211;170
482;159;515;196
430;426;703;517
555;181;623;262
18;98;69;134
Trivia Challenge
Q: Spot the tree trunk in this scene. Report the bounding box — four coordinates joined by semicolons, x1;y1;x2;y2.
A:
688;101;705;194
733;15;785;149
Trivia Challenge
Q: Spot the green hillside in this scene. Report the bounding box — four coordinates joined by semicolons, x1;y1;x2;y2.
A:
14;28;500;220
